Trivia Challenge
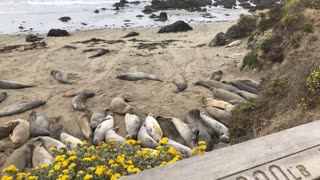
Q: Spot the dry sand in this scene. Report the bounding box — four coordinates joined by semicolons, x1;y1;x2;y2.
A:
0;21;263;137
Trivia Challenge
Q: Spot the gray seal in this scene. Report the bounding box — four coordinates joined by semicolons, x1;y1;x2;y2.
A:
0;80;34;89
205;106;231;127
194;80;239;92
88;48;109;58
29;111;50;137
212;88;245;102
51;69;72;84
137;124;159;149
156;116;186;146
235;90;258;100
0;92;8;103
90;109;108;129
72;92;95;112
110;97;133;115
124;109;142;139
188;124;213;151
117;72;163;82
0;100;46;117
173;74;187;93
227;80;258;94
0;120;20;139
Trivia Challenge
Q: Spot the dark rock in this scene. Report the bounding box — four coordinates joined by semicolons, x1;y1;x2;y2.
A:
136;15;144;18
239;2;253;9
142;5;156;14
129;1;141;5
47;29;70;37
209;32;228;47
158;20;193;33
26;34;43;42
58;16;71;22
158;12;168;21
94;9;99;13
81;23;88;26
101;8;107;10
113;0;129;7
151;0;212;10
149;14;157;18
213;0;236;9
123;31;139;38
226;14;257;39
18;26;24;30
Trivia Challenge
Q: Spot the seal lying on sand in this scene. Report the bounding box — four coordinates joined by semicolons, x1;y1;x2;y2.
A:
212;88;245;102
110;97;133;115
211;70;223;81
0;100;46;117
235;90;258;100
199;112;229;143
117;72;163;82
51;69;72;84
32;146;53;167
0;80;34;89
0;92;8;103
194;80;239;92
93;114;114;145
225;40;242;48
124;109;142;139
72;92;95;112
90;109;108;129
105;129;125;148
36;136;66;155
29;111;50;137
171;118;198;149
205;106;231;127
227;80;258;94
10;119;30;148
88;48;110;59
0;120;20;139
188;124;214;151
156;116;186;146
145;113;163;142
173;74;187;93
60;132;82;150
138;124;159;149
202;97;234;112
77;113;93;141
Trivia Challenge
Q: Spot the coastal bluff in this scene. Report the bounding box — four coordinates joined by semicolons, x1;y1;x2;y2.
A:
123;120;320;180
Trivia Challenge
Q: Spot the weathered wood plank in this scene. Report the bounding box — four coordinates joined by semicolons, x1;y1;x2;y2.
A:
122;121;320;180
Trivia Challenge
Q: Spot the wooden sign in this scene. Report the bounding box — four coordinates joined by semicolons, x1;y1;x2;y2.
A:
122;121;320;180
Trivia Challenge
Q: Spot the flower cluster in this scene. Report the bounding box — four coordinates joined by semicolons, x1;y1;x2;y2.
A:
306;66;320;95
2;138;206;180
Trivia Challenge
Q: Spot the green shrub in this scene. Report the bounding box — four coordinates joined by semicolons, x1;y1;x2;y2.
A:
281;15;298;27
304;23;314;33
267;75;289;95
260;39;272;52
240;51;262;71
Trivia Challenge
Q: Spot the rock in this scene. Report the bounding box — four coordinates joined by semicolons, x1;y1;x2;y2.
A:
58;16;71;22
151;0;212;10
26;34;43;42
47;29;70;37
123;31;139;38
142;5;156;14
213;0;236;9
113;0;129;7
226;14;257;39
94;9;100;14
158;21;193;33
130;1;141;5
239;2;254;9
209;32;228;47
149;14;157;18
136;15;144;18
158;12;168;21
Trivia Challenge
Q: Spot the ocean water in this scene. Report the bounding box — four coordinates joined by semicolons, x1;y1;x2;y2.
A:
0;0;248;34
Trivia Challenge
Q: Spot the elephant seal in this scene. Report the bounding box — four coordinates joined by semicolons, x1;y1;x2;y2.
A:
110;97;133;115
167;139;192;157
145;113;163;142
226;40;242;47
0;152;8;168
227;100;247;105
205;106;231;127
1;143;34;176
235;90;258;100
137;124;159;149
173;74;187;93
51;69;72;84
0;80;34;89
32;146;54;167
0;100;46;117
199;112;229;143
49;123;63;140
211;70;223;81
202;97;234;112
123;31;139;38
171;118;198;149
227;80;258;94
10;119;30;148
57;116;85;141
0;137;14;153
28;111;50;137
194;80;239;92
239;79;260;89
212;88;245;102
0;120;20;139
90;109;108;129
105;129;125;148
60;132;82;150
124;109;142;139
156;116;186;146
77;113;93;141
0;92;7;103
117;72;163;82
88;48;109;58
188;124;214;151
72;92;95;112
93;114;114;145
36;136;66;155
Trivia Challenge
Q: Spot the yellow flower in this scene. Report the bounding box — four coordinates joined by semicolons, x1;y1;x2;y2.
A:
198;141;206;145
159;137;169;145
89;167;95;172
55;155;65;162
127;160;133;165
84;174;93;180
108;159;115;165
3;165;19;173
69;150;76;156
60;175;70;180
127;165;134;172
95;165;105;176
106;169;113;176
62;160;69;167
63;169;69;174
91;155;98;160
28;176;38;180
33;167;39;171
49;170;54;175
132;168;141;173
17;172;26;180
50;147;57;152
54;164;61;170
68;155;77;161
1;176;13;180
83;157;92;162
69;163;76;168
111;173;121;180
160;162;167;166
167;146;177;155
41;164;49;169
78;170;84;175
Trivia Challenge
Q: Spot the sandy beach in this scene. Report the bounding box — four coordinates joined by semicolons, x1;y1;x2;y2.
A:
0;21;264;137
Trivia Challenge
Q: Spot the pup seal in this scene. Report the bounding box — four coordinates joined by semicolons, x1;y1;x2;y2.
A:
156;116;186;146
90;109;108;129
212;88;245;102
0;100;46;117
199;112;229;143
117;72;163;82
211;70;223;81
188;124;214;151
0;80;34;89
145;113;163;142
77;113;93;141
110;97;133;115
0;120;20;139
105;129;126;148
124;109;142;139
10;119;30;148
137;124;159;149
72;92;95;112
202;97;234;112
93;114;114;145
29;111;50;137
0;143;34;175
88;48;109;58
171;118;198;149
194;80;239;92
51;69;72;84
0;92;7;103
225;40;242;47
32;146;54;167
173;74;187;93
60;132;82;150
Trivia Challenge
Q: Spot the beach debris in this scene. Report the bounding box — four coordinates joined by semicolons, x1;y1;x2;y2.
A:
47;29;70;37
158;20;193;33
123;31;139;38
26;34;43;43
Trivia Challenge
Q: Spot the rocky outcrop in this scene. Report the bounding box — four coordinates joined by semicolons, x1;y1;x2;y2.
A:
26;34;43;42
47;29;70;37
150;0;212;10
213;0;236;9
226;14;257;39
158;21;193;33
209;32;228;47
